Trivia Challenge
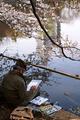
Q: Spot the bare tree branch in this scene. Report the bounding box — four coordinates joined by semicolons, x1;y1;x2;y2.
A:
63;46;80;51
29;0;80;61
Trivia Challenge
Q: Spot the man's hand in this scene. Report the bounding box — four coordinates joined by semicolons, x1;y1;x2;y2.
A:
30;86;37;92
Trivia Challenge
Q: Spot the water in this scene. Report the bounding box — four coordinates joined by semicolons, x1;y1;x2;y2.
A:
0;0;80;113
61;16;80;47
0;37;37;56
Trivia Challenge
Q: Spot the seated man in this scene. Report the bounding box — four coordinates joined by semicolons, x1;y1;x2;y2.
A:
1;59;38;108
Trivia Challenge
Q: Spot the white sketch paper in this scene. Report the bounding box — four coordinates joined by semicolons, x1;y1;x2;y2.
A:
30;96;48;105
27;79;42;91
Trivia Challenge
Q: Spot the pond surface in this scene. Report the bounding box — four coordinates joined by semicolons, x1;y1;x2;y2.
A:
0;0;80;114
61;16;80;46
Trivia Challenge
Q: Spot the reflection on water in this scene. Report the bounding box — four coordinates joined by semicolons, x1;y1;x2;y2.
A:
61;16;80;47
49;57;80;75
0;0;80;112
44;56;80;110
0;37;37;57
42;75;80;110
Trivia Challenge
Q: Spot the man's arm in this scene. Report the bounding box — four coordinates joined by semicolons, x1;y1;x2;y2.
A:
17;78;38;102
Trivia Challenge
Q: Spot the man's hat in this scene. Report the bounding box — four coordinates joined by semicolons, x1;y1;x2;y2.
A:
16;59;26;70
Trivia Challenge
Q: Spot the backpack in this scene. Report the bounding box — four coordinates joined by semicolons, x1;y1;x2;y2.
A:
10;106;34;120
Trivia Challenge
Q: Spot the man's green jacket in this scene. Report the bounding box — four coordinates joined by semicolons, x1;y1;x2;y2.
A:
2;71;37;107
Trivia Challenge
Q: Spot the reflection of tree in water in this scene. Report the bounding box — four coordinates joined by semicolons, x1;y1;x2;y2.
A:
53;0;80;59
25;52;51;82
36;37;53;66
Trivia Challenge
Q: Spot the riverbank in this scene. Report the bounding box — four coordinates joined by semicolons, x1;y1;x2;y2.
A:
0;104;80;120
9;105;80;120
